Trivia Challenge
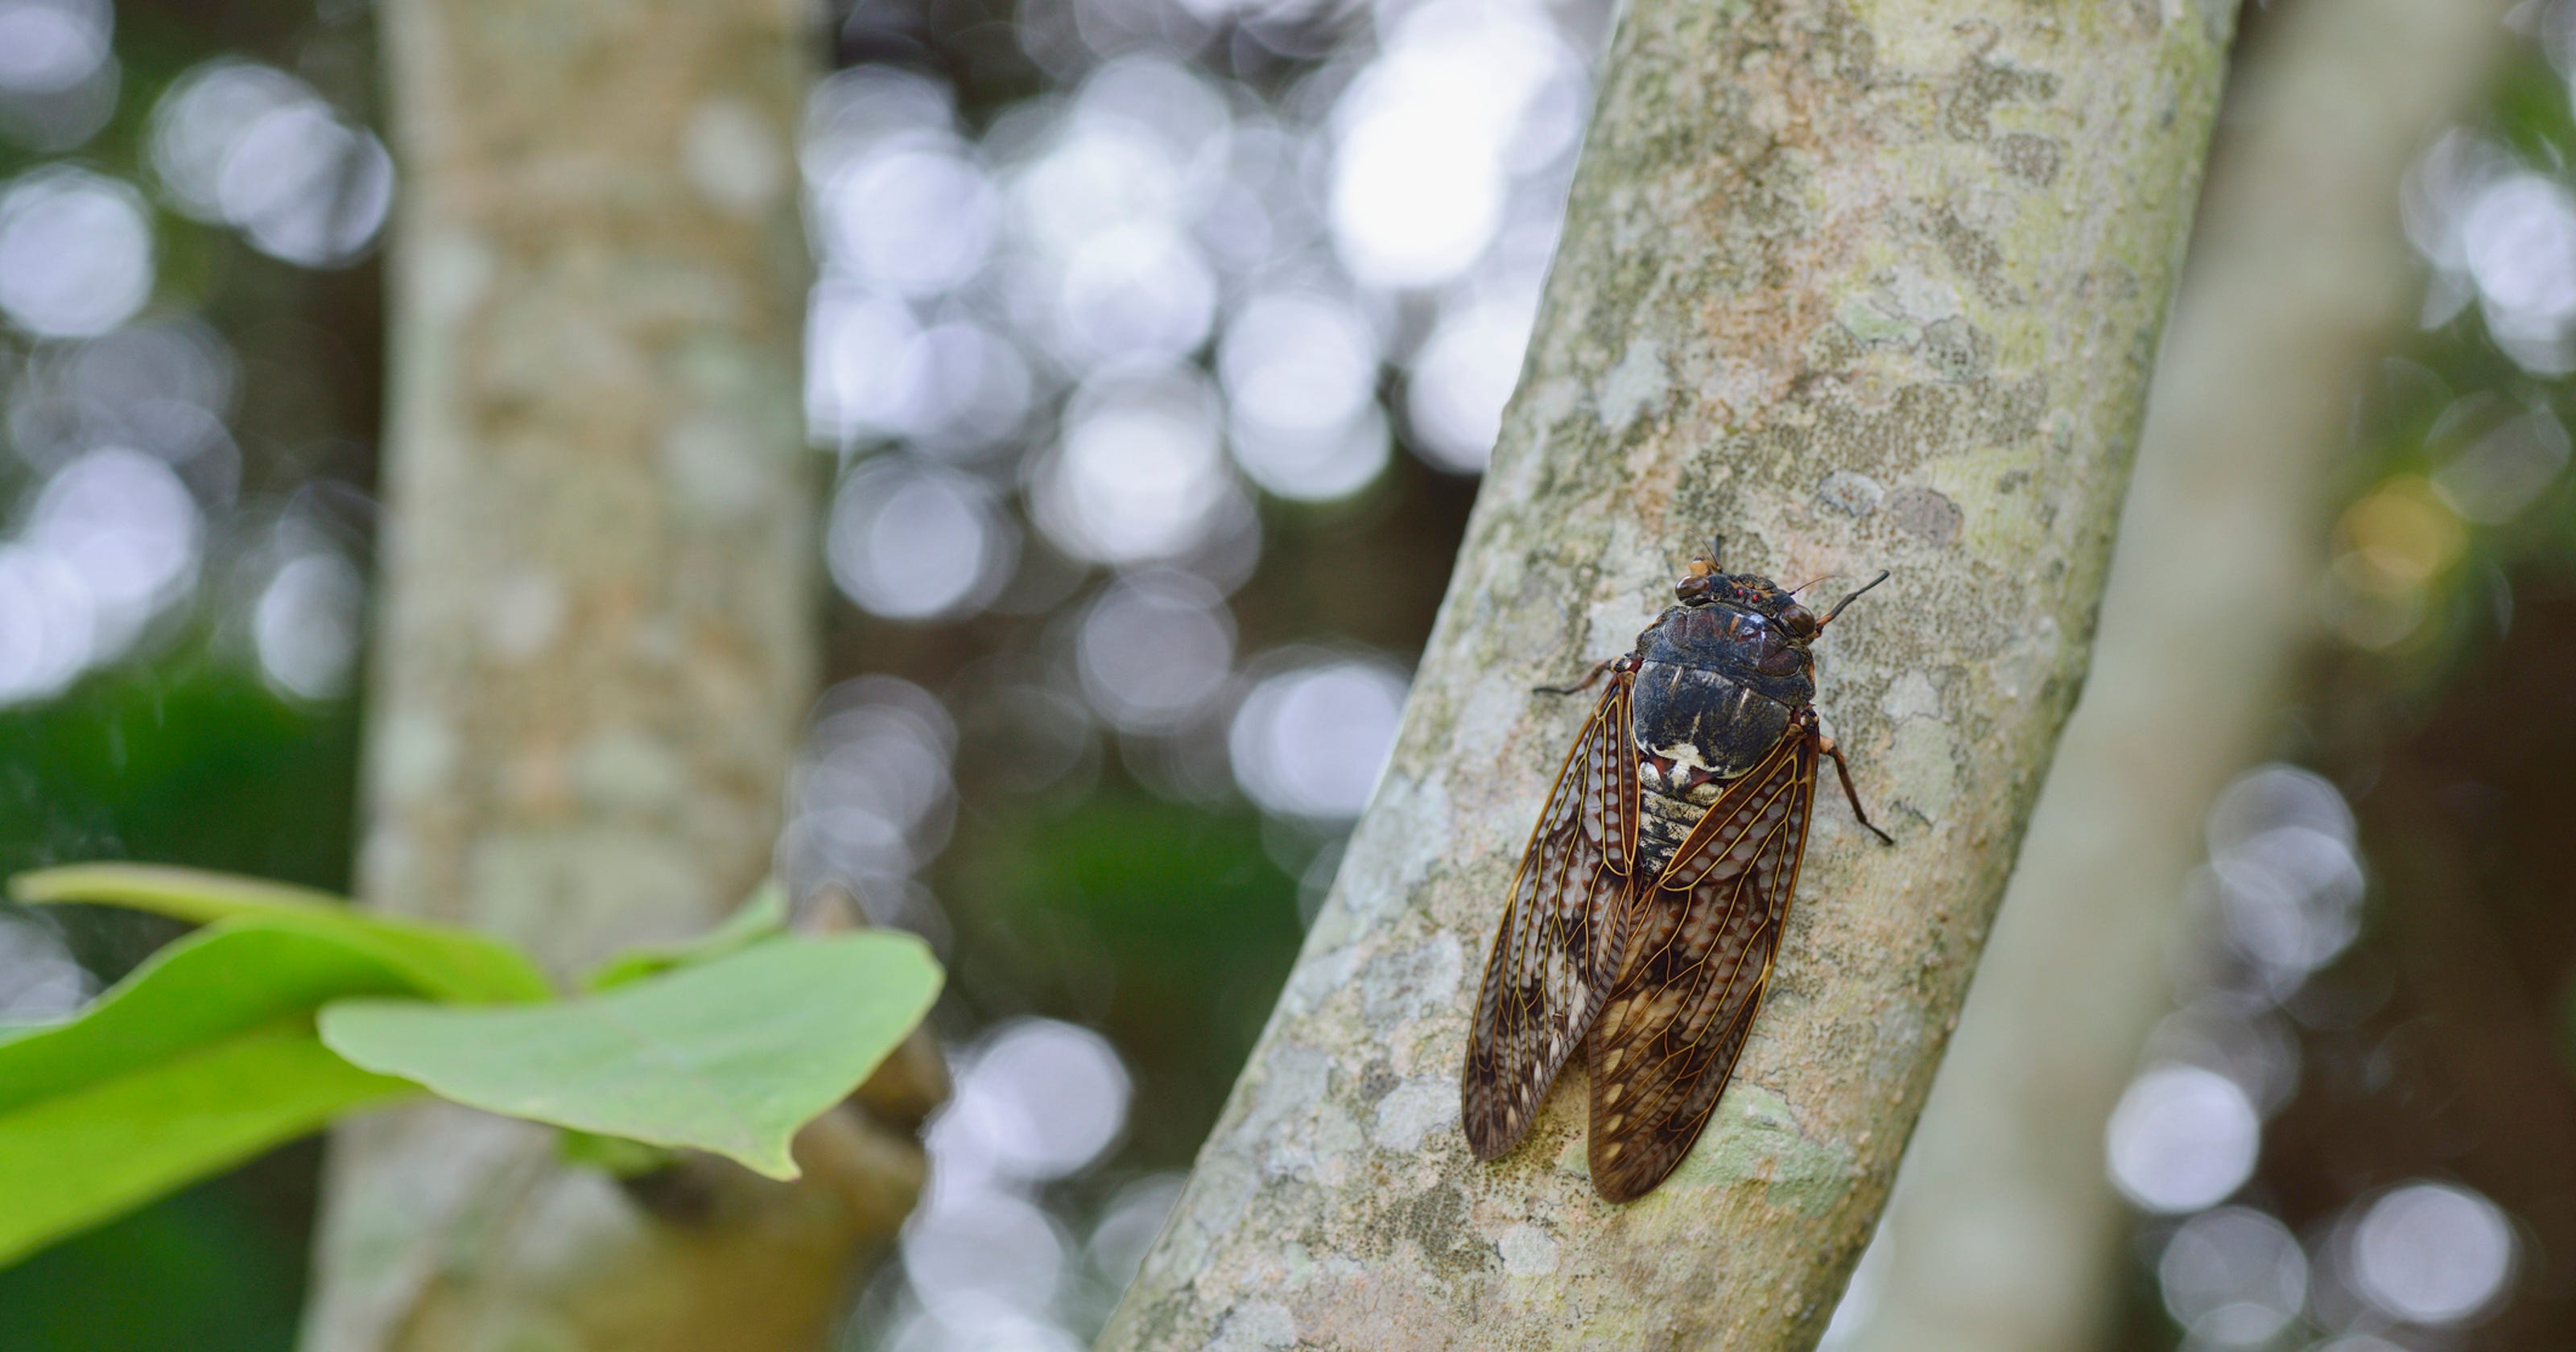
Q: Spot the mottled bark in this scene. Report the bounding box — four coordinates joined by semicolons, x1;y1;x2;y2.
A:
300;3;922;1350
1841;2;2514;1350
1098;2;2232;1349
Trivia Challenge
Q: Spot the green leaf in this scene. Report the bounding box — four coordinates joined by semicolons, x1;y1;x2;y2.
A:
10;863;551;1004
0;921;431;1113
0;1026;413;1268
321;933;943;1180
581;879;790;991
8;862;346;919
0;919;439;1265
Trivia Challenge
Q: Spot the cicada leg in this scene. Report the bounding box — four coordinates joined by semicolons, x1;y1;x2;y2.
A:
1819;732;1893;845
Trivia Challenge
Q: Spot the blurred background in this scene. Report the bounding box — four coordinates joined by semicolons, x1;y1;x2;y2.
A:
0;0;2570;1350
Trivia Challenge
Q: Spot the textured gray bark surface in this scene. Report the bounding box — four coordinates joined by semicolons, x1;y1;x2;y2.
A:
1843;2;2515;1349
1098;2;2231;1349
301;2;922;1349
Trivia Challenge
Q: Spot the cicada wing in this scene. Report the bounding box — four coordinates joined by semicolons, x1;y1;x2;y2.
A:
1585;723;1818;1202
1461;671;1640;1161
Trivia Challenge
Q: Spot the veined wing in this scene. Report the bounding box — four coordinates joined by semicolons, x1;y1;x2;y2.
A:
1461;671;1639;1161
1585;720;1818;1202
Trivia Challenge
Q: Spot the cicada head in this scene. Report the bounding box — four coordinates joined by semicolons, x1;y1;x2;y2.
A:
1670;537;1888;649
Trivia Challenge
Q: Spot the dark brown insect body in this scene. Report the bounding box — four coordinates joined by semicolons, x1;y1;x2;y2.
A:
1461;539;1890;1202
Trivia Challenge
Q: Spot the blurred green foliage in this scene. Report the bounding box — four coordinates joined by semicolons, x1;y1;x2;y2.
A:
0;668;358;1347
0;1170;311;1352
0;662;360;897
943;791;1304;1164
0;1;381;1327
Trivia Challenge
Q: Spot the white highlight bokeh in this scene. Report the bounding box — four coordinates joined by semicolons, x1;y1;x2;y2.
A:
254;551;364;700
1228;655;1409;819
1327;0;1573;289
23;447;203;663
0;0;109;97
148;60;391;265
826;456;1017;621
0;167;151;337
1076;570;1236;732
823;138;999;298
782;676;959;909
2202;764;2366;987
1406;291;1538;472
2105;1064;2260;1214
2158;1207;2309;1344
2350;1182;2515;1326
928;1018;1134;1187
1220;289;1389;500
1033;368;1235;566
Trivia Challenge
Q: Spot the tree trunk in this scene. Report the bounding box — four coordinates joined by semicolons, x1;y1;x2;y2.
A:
300;3;922;1349
1838;2;2514;1349
1097;3;2231;1349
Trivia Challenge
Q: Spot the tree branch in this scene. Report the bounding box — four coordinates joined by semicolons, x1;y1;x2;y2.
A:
1843;2;2516;1348
300;2;923;1348
1097;2;2231;1346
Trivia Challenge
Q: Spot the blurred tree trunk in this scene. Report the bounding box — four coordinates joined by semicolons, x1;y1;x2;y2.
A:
299;3;923;1350
1836;3;2514;1350
1096;3;2230;1350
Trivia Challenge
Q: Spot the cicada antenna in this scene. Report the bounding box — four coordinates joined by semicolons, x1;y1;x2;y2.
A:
1817;570;1891;627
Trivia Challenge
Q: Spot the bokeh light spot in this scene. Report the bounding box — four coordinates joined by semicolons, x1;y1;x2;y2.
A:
1033;368;1235;566
0;543;93;705
2350;1182;2515;1325
0;167;151;337
826;457;1017;621
0;0;109;97
1076;571;1235;732
2432;406;2568;524
217;101;394;266
782;676;958;909
2106;1064;2260;1214
254;552;365;701
1406;293;1536;472
1228;656;1408;819
2157;1207;2307;1342
825;141;999;297
928;1019;1133;1186
148;58;390;265
25;447;201;660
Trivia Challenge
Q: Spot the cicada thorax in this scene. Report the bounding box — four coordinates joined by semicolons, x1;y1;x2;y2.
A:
1624;600;1817;884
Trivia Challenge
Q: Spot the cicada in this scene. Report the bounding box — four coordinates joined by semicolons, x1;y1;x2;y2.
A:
1461;538;1892;1202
